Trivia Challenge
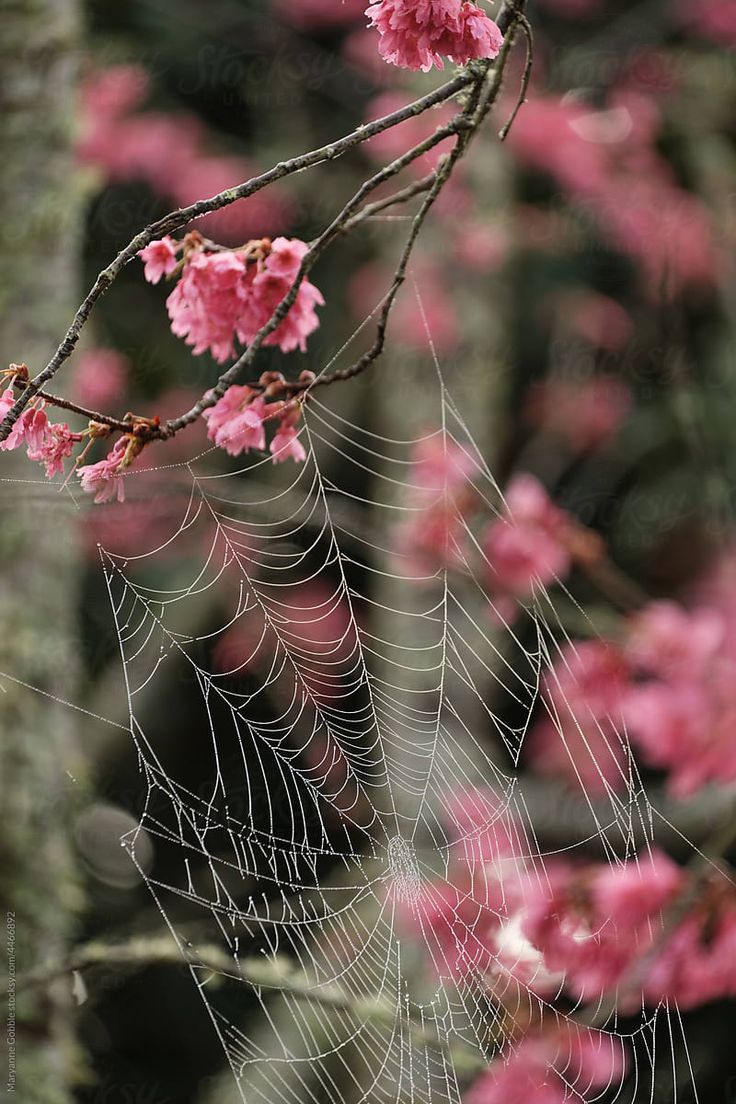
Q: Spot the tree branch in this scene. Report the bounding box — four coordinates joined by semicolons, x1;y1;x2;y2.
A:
5;936;489;1075
0;0;529;456
0;72;476;441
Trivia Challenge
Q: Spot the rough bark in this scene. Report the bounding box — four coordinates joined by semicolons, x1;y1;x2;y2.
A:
0;1;83;1101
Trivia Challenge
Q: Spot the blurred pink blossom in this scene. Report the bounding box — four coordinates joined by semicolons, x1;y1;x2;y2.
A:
170;156;289;243
452;222;508;272
518;850;736;1010
679;0;736;46
505;96;612;195
398;436;475;571
525;374;631;452
444;787;522;865
526;640;630;795
70;348;128;411
364;92;455;177
483;474;571;597
625;600;724;679
78;67;290;244
564;291;633;350
467;1028;627;1104
506;91;717;296
621;595;736;795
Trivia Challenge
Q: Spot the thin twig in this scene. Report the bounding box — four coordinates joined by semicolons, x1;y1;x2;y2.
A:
11;377;131;432
339;173;437;235
499;13;533;140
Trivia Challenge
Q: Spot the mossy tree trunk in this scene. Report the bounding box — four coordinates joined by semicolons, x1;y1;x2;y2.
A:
0;1;84;1101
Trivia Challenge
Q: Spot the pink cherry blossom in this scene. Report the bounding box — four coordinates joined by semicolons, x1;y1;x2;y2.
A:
625;601;724;679
454;2;504;61
366;0;503;73
483;474;570;597
202;388;267;456
0;386;14;421
526;641;630;794
78;438;129;504
163;239;323;363
166;249;248;363
29;423;81;478
444;787;522;865
270;423;307;464
468;1028;627;1104
241;237;324;354
591;849;683;929
0;402;50;455
139;236;179;284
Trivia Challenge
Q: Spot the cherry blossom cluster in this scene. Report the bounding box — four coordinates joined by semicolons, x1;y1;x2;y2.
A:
528;594;736;797
518;847;736;1011
402;445;736;798
139;234;324;363
506;85;716;298
201;377;309;464
468;1026;627;1104
401;446;600;614
366;0;504;72
0;371;146;504
395;785;736;1099
0;381;84;479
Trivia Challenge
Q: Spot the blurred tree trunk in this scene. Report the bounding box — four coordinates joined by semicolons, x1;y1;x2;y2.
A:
0;1;84;1101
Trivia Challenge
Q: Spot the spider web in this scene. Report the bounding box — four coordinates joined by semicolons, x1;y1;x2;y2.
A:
72;302;706;1104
